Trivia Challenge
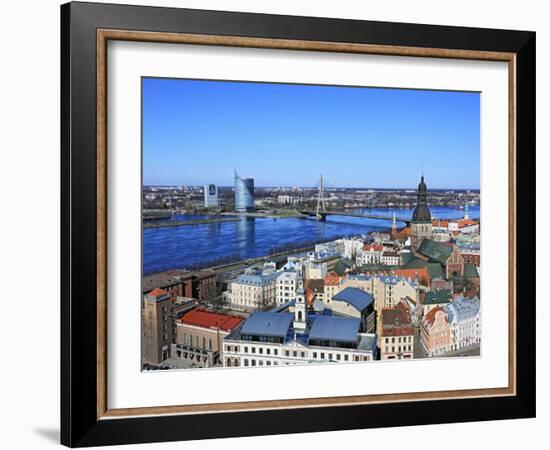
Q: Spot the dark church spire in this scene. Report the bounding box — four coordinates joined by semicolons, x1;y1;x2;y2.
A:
412;174;431;222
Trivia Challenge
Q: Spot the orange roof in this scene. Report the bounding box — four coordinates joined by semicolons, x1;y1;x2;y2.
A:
178;308;243;331
424;306;447;327
459;219;478;228
394;268;430;285
392;227;412;239
432;219;449;227
324;272;342;286
148;287;168;297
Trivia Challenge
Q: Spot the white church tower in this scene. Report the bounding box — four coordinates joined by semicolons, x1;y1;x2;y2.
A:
293;279;307;334
464;203;470;220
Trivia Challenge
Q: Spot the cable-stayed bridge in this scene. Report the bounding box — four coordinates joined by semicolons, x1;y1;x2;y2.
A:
298;175;411;226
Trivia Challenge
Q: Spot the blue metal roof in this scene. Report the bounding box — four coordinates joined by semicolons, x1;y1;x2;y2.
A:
332;287;374;311
240;312;293;338
308;316;360;343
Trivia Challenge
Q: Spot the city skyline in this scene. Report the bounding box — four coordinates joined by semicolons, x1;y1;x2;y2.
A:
143;182;480;191
142;78;480;189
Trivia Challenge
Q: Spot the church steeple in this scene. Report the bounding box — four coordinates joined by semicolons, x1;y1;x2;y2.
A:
410;174;433;246
412;175;431;222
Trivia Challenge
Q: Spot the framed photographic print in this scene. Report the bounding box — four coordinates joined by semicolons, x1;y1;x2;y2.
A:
60;1;536;447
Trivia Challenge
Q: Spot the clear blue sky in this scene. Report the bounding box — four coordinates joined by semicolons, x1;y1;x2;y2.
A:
142;77;480;189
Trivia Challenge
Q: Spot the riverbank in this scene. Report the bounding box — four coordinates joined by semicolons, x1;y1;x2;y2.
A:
219;211;304;219
143;217;241;229
142;205;480;274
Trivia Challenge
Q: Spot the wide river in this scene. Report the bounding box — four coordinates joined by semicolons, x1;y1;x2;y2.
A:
143;206;479;274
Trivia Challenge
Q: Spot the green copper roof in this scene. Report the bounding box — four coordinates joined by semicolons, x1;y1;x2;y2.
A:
401;253;415;265
427;263;444;279
418;239;453;265
356;264;399;272
403;257;428;270
424;289;452;305
335;259;354;276
463;263;480;278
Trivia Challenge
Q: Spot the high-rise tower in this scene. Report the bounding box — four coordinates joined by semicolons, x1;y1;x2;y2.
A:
234;170;255;212
204;184;219;208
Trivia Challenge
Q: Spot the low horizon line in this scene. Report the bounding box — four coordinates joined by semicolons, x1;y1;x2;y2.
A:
143;184;480;191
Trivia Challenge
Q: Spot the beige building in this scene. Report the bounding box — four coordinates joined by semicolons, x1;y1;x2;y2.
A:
304;253;340;280
330;274;418;322
228;271;277;309
142;287;174;365
323;272;343;304
372;276;419;312
420;306;451;357
380;251;400;266
172;309;243;368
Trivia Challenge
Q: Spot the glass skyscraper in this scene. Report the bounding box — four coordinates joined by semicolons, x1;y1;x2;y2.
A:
234;170;255;212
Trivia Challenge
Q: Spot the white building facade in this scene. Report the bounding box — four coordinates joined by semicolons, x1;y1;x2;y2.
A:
203;184;219;208
275;271;300;305
445;296;481;351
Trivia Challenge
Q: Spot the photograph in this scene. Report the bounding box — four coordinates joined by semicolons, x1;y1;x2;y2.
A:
140;77;481;371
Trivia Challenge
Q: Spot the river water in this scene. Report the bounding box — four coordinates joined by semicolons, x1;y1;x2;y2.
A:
143;206;479;274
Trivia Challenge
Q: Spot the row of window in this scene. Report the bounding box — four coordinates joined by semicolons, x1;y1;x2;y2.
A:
383;336;413;344
238;355;370;367
243;359;280;367
383;345;412;353
225;345;371;362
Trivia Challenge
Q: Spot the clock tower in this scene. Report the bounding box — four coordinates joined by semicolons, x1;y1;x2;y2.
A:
293;279;307;334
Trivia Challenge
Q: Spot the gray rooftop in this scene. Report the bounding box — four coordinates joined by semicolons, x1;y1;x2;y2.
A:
235;272;277;286
445;296;480;323
240;311;293;338
332;287;374;311
308;316;360;343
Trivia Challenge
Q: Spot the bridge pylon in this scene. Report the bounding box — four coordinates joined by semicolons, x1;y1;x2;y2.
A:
316;175;327;221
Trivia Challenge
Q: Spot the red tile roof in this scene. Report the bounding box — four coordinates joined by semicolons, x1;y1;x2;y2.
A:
363;243;383;252
148;287;168;297
305;288;315;305
178;309;243;331
432;219;449;227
